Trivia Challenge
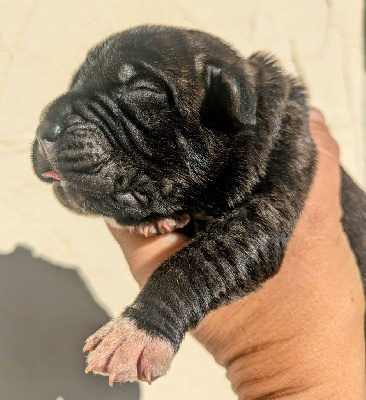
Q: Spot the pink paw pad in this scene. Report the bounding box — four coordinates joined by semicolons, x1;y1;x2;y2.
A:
83;317;174;385
130;214;190;237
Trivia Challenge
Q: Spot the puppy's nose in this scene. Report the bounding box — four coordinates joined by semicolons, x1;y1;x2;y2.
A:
36;121;62;149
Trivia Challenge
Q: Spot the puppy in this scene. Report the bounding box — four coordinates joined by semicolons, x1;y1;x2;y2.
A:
32;25;366;385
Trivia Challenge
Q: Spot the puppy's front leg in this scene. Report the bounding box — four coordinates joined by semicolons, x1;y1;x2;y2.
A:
84;193;302;385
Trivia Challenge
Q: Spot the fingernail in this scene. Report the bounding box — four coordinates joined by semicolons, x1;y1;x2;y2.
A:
309;108;326;124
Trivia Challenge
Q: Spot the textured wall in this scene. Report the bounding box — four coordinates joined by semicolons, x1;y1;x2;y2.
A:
0;1;364;399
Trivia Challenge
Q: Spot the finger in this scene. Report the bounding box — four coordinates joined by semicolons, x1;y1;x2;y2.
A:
307;108;341;219
309;108;340;162
309;108;326;125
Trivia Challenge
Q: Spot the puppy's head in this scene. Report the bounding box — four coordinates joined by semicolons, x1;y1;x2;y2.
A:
32;26;256;227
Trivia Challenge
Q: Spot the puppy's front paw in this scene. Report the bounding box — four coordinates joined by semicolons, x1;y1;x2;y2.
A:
83;316;174;385
131;214;190;237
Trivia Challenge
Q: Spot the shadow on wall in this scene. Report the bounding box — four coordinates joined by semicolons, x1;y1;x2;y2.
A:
0;246;140;400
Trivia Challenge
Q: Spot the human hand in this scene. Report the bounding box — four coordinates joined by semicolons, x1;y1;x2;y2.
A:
107;109;365;399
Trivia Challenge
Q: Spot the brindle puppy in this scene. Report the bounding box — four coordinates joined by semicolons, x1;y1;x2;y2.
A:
32;25;366;385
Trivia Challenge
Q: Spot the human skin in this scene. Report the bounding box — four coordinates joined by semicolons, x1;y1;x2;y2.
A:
107;110;365;399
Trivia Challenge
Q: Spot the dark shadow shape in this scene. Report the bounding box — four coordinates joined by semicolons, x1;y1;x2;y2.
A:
0;246;140;400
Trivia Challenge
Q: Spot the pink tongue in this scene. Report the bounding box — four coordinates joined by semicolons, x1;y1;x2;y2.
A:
42;171;62;181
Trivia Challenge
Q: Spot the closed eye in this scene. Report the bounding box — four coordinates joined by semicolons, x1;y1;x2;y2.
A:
130;77;161;90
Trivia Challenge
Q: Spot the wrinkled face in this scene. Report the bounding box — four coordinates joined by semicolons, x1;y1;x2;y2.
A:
32;27;258;227
32;62;212;227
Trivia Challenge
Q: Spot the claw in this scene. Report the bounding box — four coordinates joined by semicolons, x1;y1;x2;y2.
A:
85;364;93;374
109;372;117;387
160;220;171;233
143;370;152;385
83;343;92;352
143;225;150;237
83;338;102;352
85;359;100;374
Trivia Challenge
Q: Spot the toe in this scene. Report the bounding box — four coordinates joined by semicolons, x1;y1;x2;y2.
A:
83;319;116;352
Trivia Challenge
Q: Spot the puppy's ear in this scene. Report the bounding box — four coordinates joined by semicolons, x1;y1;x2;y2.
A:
201;63;256;131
